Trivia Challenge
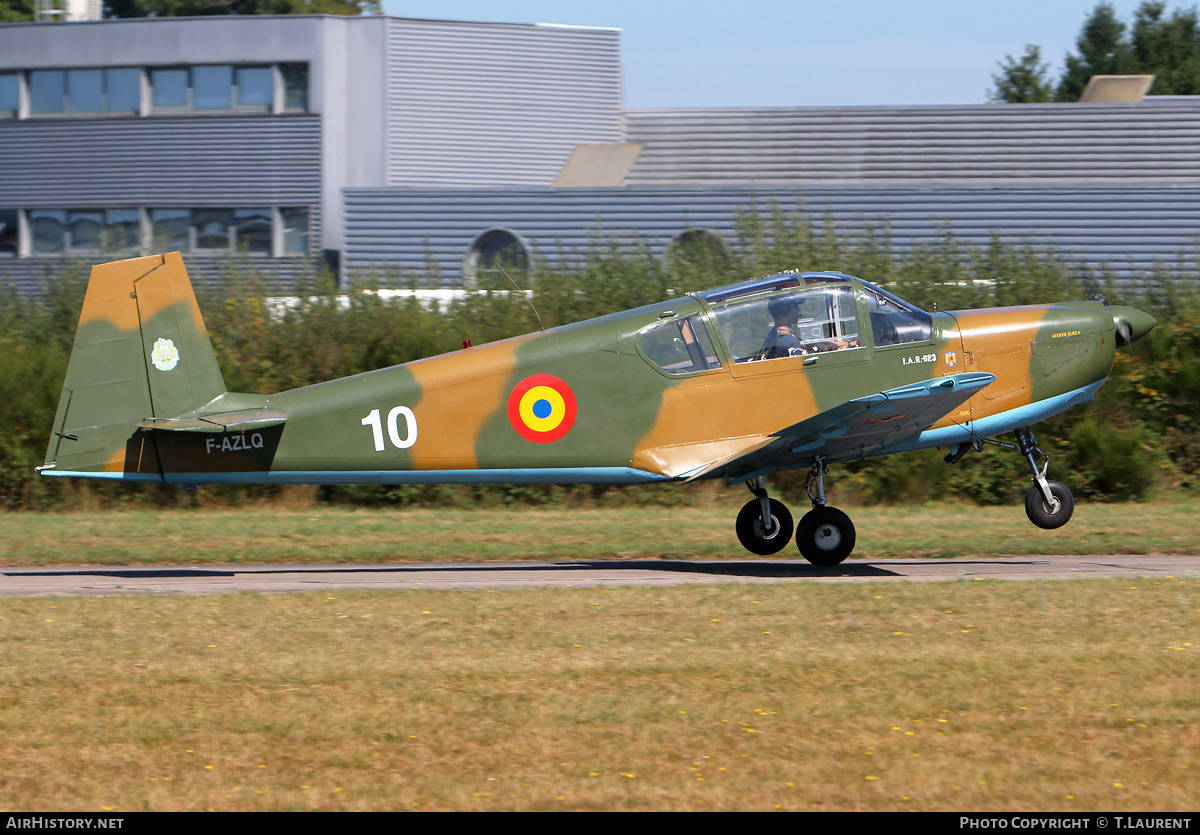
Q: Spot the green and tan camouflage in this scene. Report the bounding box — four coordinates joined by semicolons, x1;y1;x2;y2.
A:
40;253;1156;564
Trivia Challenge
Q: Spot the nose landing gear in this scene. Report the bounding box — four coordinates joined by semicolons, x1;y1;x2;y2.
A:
948;427;1076;529
1014;427;1075;529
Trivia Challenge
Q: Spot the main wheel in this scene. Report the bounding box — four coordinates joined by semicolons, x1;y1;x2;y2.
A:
735;498;794;555
1025;481;1074;529
796;506;856;566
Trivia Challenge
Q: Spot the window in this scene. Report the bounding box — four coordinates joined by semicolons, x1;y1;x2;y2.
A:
151;68;189;110
14;63;306;119
668;229;728;270
192;65;232;110
710;284;861;363
106;69;142;114
234;208;272;254
29;70;65;114
235;66;273;111
30;209;143;254
640;314;721;375
281;207;309;254
0;211;17;255
280;63;308;111
152;208;280;255
0;73;17;119
19;206;303;257
861;281;932;346
465;229;529;286
67;69;103;114
150;208;190;251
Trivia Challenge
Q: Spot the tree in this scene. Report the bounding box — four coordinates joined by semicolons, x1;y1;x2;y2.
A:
102;0;379;16
989;44;1054;102
1129;0;1200;94
0;0;33;23
1056;2;1135;101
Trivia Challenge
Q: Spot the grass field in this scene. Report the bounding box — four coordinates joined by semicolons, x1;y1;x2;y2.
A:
0;580;1196;811
0;500;1196;811
1;496;1199;566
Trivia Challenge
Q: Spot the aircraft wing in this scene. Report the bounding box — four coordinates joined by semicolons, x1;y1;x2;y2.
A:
684;372;995;484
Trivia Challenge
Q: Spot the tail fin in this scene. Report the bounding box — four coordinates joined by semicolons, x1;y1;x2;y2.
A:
42;252;227;480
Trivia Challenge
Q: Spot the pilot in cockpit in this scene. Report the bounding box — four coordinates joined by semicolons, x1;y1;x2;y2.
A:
761;297;805;359
762;294;856;359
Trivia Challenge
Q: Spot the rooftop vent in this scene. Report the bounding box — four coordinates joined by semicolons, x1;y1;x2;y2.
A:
1079;75;1155;103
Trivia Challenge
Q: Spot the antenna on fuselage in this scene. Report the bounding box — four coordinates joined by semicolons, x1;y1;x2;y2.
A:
500;264;545;332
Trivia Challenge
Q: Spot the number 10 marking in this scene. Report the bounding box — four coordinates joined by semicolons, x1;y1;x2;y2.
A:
361;406;418;451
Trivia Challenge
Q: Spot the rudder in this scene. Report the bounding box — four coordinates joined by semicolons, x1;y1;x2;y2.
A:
42;252;227;480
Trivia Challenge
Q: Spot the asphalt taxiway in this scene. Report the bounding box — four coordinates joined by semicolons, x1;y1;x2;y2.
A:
0;554;1194;596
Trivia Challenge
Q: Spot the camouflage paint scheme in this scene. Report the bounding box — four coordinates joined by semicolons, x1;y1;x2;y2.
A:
42;253;1155;496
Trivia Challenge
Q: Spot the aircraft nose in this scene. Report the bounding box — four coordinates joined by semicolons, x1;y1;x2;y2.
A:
1109;306;1157;348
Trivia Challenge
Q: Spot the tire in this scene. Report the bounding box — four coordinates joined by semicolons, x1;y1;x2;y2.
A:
796;507;856;567
735;498;794;555
1025;481;1075;529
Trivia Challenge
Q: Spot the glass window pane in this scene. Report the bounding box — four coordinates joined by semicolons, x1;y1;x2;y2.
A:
31;210;66;253
640;315;720;375
192;65;231;110
281;207;309;254
67;69;103;114
233;208;272;254
236;66;273;109
105;209;141;252
105;68;141;114
151;69;188;109
151;208;190;251
67;210;104;251
0;74;18;118
280;63;308;111
193;208;232;250
30;70;65;115
0;210;17;255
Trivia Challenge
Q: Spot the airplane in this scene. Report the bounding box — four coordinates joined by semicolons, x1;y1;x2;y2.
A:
40;252;1156;566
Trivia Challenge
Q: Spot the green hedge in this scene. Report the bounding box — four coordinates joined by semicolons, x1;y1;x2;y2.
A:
3;208;1197;510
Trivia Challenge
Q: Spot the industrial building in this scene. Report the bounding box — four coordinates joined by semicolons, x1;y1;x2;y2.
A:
2;12;1200;292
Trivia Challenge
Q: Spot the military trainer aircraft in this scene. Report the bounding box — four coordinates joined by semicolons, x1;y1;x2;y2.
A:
41;252;1156;566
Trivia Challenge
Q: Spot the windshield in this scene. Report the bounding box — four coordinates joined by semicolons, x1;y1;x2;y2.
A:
860;281;932;346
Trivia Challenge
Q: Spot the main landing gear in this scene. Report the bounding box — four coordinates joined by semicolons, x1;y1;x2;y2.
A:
734;461;857;566
946;426;1075;530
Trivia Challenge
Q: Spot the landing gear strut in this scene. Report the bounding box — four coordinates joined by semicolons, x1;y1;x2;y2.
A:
1014;427;1074;529
733;463;857;564
795;460;856;566
950;428;1075;530
735;477;793;555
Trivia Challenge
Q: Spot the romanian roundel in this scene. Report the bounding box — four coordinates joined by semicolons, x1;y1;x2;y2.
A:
507;374;577;443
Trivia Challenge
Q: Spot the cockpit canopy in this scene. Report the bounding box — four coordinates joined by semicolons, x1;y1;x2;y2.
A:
638;272;933;375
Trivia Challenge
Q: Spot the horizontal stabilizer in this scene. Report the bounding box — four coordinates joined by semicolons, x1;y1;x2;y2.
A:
138;410;287;434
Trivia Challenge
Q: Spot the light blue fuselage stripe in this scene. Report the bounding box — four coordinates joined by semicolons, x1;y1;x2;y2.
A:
42;467;675;486
875;381;1103;457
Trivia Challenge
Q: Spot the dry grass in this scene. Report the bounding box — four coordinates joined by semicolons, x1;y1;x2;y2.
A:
0;579;1197;811
0;497;1199;566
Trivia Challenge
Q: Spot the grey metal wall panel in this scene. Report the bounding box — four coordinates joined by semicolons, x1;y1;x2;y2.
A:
385;19;623;187
624;101;1200;185
342;186;1200;286
0;253;324;298
0;116;321;206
